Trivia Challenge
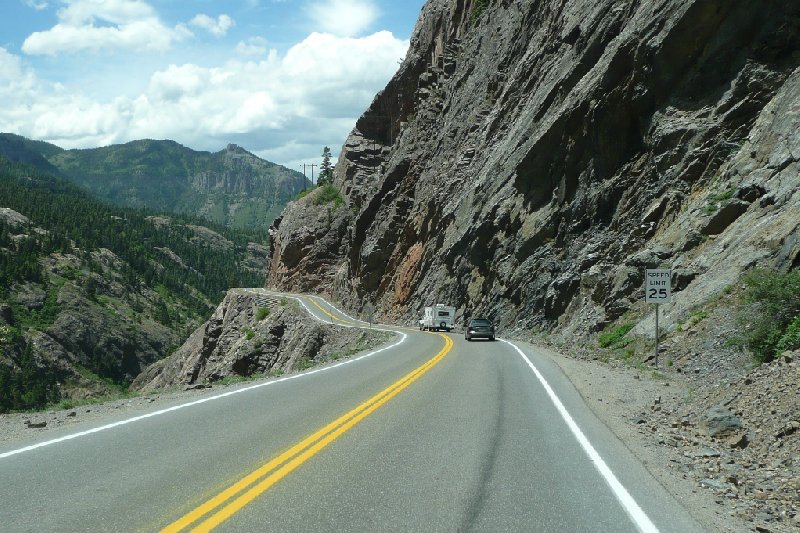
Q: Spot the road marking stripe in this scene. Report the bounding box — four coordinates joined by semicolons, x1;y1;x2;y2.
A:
501;340;659;533
0;298;405;461
307;297;358;325
163;334;453;532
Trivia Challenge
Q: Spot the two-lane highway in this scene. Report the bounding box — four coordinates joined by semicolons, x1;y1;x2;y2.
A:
0;292;702;532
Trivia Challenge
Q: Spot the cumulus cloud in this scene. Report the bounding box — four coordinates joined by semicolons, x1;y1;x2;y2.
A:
236;37;269;56
2;32;409;167
189;14;234;37
22;0;191;55
306;0;379;37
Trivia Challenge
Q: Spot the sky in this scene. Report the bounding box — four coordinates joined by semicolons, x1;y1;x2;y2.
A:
0;0;426;172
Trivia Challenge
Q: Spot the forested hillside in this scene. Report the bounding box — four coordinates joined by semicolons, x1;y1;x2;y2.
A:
0;135;307;231
0;156;267;412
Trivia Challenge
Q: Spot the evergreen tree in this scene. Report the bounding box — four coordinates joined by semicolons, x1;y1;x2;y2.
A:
318;146;334;186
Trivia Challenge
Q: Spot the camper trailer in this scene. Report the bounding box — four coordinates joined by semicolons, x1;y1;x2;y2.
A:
419;304;456;332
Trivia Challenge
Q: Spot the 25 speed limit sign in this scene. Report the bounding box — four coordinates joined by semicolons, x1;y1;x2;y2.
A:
645;269;672;303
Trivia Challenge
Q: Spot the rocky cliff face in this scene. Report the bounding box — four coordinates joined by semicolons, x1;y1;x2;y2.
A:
268;0;800;339
132;290;390;391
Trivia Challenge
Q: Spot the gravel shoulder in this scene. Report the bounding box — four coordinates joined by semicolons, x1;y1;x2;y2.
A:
544;344;799;533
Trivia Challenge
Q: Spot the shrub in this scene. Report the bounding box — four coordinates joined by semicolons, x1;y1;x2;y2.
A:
471;0;489;25
256;307;269;321
736;269;800;363
243;328;255;340
776;314;800;354
599;323;634;348
313;184;343;207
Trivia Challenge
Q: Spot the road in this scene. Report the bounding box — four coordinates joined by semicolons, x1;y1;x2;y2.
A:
0;291;702;532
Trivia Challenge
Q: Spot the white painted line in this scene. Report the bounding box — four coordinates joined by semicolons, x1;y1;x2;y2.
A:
1;295;407;460
501;339;659;533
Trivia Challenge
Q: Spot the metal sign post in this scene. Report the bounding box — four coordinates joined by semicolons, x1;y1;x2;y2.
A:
645;269;672;366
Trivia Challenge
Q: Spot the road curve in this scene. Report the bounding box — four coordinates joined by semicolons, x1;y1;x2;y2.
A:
0;291;702;532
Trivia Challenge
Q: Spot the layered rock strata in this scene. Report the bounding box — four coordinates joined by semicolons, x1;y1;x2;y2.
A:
267;0;800;339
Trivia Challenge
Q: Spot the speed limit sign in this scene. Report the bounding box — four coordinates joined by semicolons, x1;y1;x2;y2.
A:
645;269;672;303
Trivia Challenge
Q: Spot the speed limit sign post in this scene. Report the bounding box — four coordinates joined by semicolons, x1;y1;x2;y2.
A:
645;269;672;366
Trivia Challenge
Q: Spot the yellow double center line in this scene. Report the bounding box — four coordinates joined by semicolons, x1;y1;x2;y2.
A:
162;330;453;532
306;296;358;325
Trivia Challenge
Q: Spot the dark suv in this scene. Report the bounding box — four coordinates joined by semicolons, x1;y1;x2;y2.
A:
465;318;495;341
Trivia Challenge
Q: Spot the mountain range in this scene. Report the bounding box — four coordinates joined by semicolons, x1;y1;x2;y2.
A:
0;155;268;411
0;134;306;231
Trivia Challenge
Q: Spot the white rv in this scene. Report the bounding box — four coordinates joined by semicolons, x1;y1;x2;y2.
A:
419;304;456;332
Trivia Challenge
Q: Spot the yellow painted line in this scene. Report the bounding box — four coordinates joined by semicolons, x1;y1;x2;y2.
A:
162;334;453;533
307;297;359;325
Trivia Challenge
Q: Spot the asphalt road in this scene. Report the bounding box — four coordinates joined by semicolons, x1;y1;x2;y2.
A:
0;291;703;532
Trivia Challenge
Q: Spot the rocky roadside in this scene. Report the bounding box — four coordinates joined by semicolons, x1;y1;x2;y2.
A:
553;349;800;533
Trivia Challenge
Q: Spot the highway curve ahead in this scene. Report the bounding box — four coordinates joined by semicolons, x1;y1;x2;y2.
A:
0;291;703;532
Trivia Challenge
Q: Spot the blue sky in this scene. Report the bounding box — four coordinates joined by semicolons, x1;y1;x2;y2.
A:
0;0;425;171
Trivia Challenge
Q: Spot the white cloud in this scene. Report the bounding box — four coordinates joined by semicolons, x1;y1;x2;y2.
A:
189;14;234;37
236;37;268;56
24;0;49;10
21;0;191;56
306;0;379;37
2;31;408;168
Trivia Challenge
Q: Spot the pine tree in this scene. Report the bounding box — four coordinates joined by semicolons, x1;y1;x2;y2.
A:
318;146;334;186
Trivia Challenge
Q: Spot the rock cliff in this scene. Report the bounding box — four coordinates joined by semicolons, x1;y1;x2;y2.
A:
268;0;800;339
132;290;390;391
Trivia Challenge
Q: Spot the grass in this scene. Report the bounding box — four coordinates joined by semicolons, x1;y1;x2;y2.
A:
598;323;634;348
294;188;311;201
243;327;255;340
677;309;709;331
735;268;800;364
256;307;269;321
312;184;343;207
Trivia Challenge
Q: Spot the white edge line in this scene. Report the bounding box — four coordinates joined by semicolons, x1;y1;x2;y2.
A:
500;339;659;533
0;294;407;460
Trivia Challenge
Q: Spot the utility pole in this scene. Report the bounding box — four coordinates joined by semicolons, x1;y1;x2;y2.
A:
309;164;317;186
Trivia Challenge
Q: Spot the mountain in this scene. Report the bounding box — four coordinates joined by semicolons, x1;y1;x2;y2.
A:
0;135;307;231
0;156;267;412
268;0;799;336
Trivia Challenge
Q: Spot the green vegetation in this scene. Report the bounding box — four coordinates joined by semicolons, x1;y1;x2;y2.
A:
471;0;490;25
703;188;737;215
256;307;270;321
317;146;334;186
735;268;800;364
0;157;265;310
297;355;315;370
598;323;634;348
677;309;708;331
243;328;255;340
711;188;736;202
5;136;306;232
0;155;270;412
0;343;61;412
313;184;343;207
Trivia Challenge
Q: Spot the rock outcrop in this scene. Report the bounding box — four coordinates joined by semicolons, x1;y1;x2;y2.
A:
132;290;390;391
268;0;800;340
